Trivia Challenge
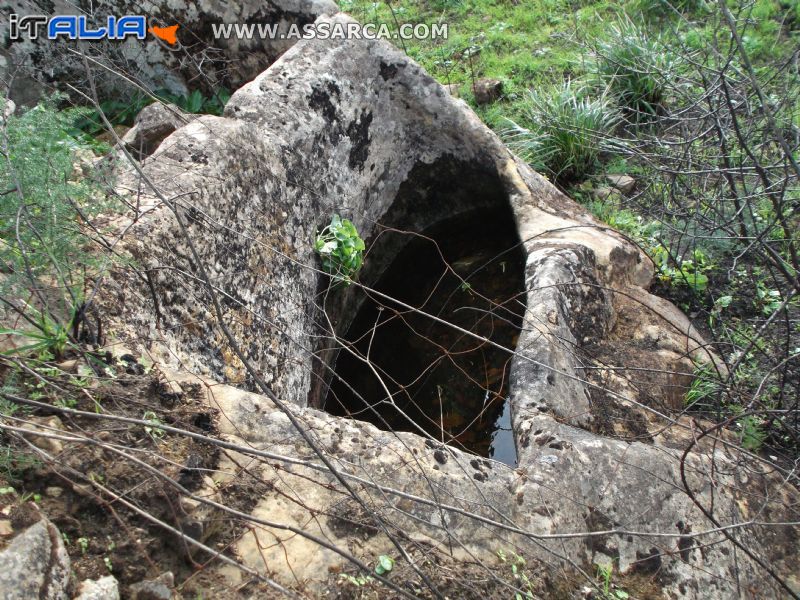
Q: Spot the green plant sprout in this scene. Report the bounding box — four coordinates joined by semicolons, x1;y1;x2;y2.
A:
498;549;535;600
375;554;394;575
0;311;71;359
314;215;366;285
595;563;629;599
740;415;767;452
143;411;166;442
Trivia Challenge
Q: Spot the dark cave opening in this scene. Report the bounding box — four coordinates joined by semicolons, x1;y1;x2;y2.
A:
322;206;526;465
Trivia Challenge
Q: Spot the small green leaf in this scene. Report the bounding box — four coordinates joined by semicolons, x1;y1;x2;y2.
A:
375;554;394;575
715;295;732;308
186;90;204;113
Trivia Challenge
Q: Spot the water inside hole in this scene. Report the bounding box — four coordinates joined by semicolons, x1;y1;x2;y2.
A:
324;208;526;465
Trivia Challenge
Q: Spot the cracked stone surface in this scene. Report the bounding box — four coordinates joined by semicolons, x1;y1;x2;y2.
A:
100;12;800;598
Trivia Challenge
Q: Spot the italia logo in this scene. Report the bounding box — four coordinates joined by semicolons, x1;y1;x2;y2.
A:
9;14;179;45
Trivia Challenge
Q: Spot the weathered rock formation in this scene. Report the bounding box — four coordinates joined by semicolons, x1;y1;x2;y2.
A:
122;102;196;158
98;11;800;599
0;0;337;104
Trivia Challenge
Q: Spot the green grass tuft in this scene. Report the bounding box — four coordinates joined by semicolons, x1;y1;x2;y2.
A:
591;16;677;118
502;80;621;183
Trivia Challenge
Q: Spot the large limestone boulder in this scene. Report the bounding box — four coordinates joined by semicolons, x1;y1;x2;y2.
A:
100;12;800;598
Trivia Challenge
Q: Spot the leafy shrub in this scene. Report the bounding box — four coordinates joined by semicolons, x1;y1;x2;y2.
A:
592;18;677;117
497;549;537;600
503;80;621;182
73;88;231;136
0;95;115;357
752;280;784;315
684;326;781;453
70;94;150;134
314;215;366;285
159;88;231;116
651;246;713;293
0;312;70;358
0;445;40;481
739;415;767;452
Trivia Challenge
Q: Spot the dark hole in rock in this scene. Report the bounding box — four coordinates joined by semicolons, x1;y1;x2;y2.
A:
324;207;525;465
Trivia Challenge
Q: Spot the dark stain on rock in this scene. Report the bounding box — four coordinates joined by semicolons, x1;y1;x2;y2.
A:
588;386;654;444
308;80;341;123
609;244;643;277
193;413;213;432
585;507;619;560
473;472;486;482
346;110;372;171
327;500;380;539
433;449;447;464
9;503;40;531
379;60;398;80
633;547;663;575
177;454;204;488
678;535;693;561
677;521;693;561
